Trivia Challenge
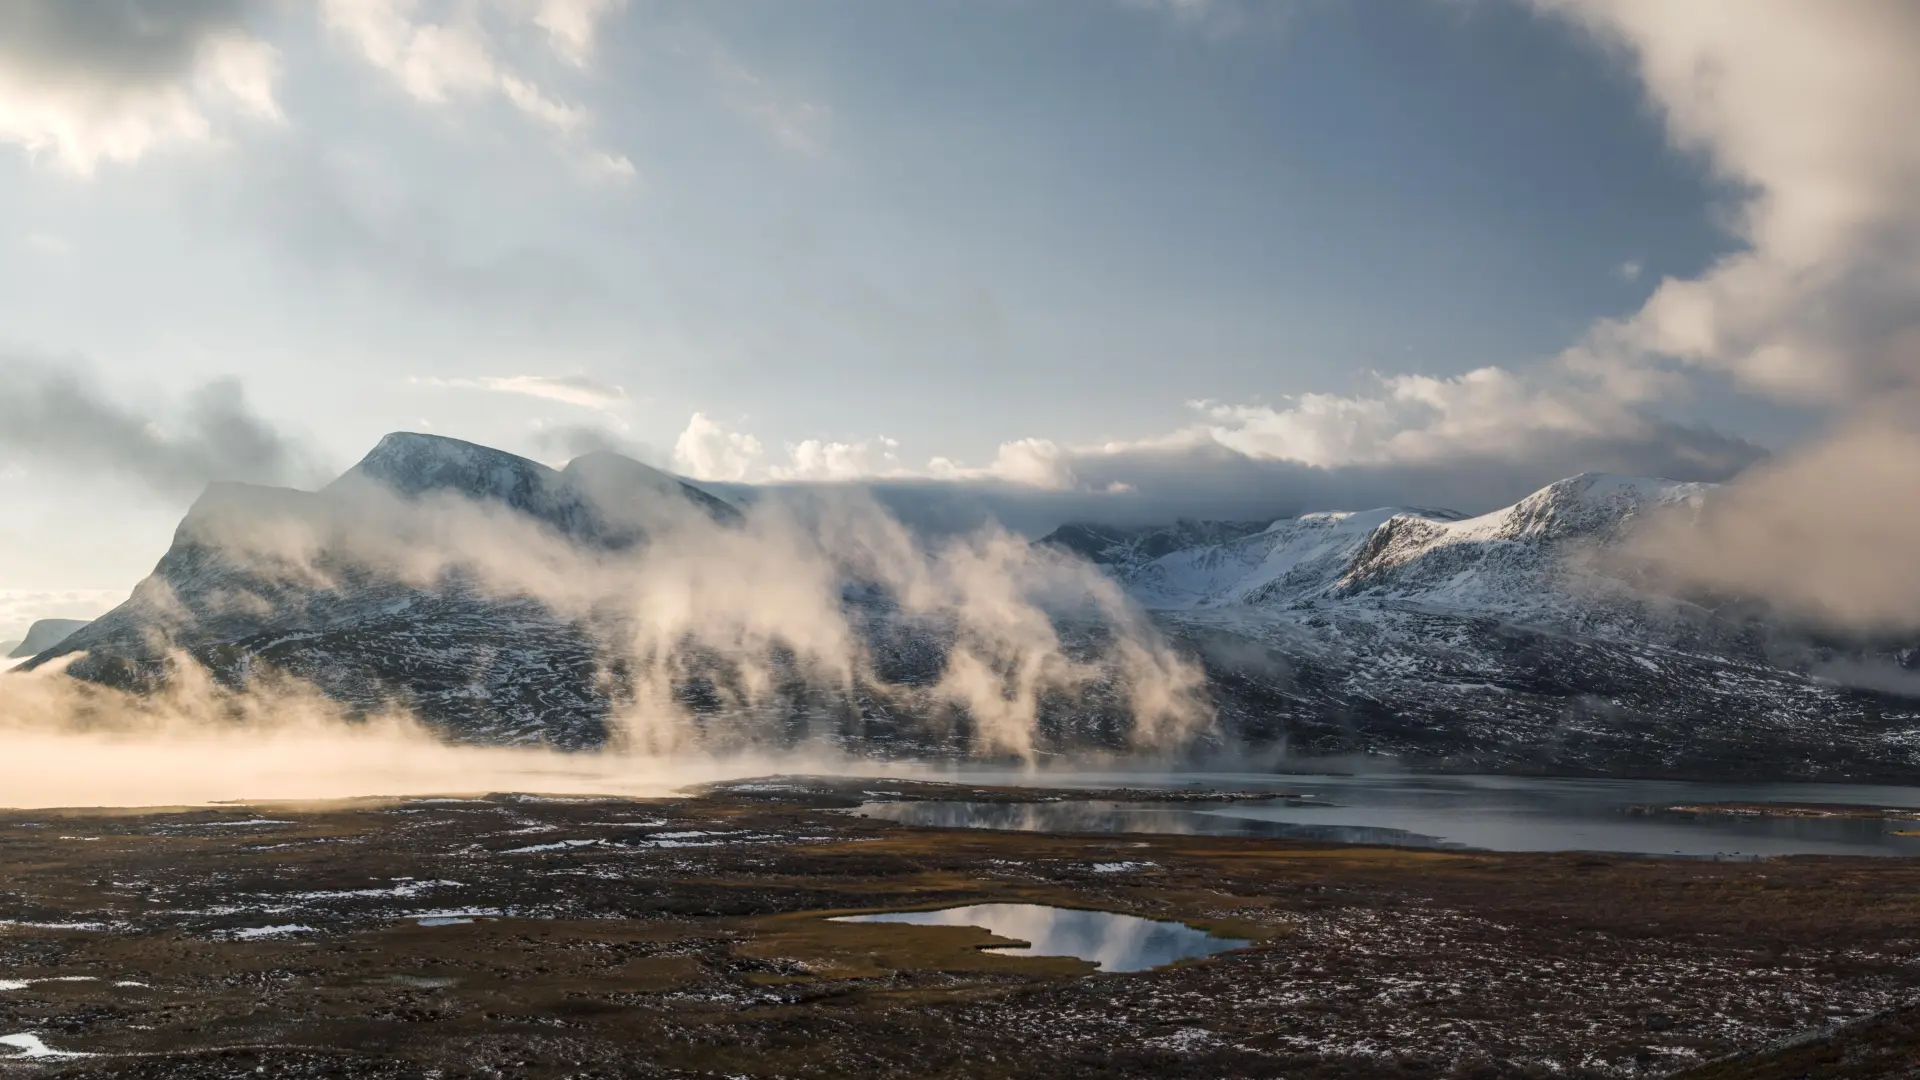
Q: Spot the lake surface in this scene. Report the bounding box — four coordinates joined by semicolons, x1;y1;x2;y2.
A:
857;772;1920;858
830;903;1247;972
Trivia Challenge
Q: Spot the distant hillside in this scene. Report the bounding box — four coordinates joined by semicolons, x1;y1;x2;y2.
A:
8;618;91;659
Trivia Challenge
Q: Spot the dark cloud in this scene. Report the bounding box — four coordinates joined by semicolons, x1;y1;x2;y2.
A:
0;357;330;498
0;0;253;85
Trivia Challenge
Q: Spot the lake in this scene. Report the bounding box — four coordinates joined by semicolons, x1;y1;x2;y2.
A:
856;772;1920;858
829;903;1247;972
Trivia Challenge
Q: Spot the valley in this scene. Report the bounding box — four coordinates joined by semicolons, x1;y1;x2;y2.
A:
1;779;1917;1078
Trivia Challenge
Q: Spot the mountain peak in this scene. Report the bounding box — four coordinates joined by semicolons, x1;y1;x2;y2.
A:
331;432;560;500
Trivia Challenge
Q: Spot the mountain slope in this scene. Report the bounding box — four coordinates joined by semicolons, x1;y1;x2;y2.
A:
1040;473;1920;780
8;618;90;659
25;441;1920;780
24;435;752;749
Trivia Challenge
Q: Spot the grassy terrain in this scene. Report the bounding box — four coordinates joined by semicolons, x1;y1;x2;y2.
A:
0;782;1914;1077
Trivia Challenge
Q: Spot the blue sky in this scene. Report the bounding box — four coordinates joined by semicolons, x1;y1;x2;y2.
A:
0;0;1915;631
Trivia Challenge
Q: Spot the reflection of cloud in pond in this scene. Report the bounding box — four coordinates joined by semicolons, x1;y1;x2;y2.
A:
833;903;1244;973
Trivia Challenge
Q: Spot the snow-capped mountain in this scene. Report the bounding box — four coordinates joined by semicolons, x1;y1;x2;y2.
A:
1038;473;1920;781
18;436;1920;780
1118;474;1712;625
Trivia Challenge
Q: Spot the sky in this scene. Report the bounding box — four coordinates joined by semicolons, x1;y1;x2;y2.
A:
1;0;1917;638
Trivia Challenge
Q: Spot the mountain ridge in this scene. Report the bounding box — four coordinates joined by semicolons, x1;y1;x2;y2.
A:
17;437;1920;780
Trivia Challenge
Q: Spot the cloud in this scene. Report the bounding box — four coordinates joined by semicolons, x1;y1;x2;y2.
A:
411;373;629;409
667;415;915;485
0;590;123;643
1526;1;1920;631
1627;415;1920;633
672;412;764;483
1615;259;1642;282
903;364;1759;499
319;0;628;166
663;400;1760;532
0;357;328;498
531;422;658;465
770;437;904;482
44;467;1211;760
1540;0;1920;403
517;0;625;67
577;149;637;184
0;0;281;174
930;439;1077;490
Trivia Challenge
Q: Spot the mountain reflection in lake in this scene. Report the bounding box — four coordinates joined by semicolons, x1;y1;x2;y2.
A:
856;774;1920;858
830;903;1246;972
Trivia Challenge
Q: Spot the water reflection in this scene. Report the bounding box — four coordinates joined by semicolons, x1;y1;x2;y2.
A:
855;773;1920;858
830;903;1246;972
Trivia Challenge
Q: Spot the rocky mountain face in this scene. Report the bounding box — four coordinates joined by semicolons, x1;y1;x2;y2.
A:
25;434;758;749
18;435;1920;780
1036;520;1274;569
1040;474;1920;781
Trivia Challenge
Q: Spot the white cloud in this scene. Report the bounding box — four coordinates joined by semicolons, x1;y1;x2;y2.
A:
668;415;919;484
319;0;627;168
672;412;764;482
770;437;904;482
577;149;637;184
410;373;628;409
321;0;571;128
660;357;1727;493
1197;367;1657;468
1527;2;1920;630
1540;0;1920;404
910;361;1706;491
1615;259;1642;282
519;0;625;67
929;439;1077;489
0;1;282;174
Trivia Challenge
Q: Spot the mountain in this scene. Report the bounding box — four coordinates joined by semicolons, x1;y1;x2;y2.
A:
22;437;1920;780
1038;473;1920;781
23;434;751;749
1035;519;1274;570
8;618;91;659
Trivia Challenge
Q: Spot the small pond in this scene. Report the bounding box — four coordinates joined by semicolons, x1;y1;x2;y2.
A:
830;903;1247;972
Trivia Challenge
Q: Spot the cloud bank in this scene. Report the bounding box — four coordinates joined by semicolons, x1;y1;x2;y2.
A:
0;357;329;498
1524;0;1920;630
